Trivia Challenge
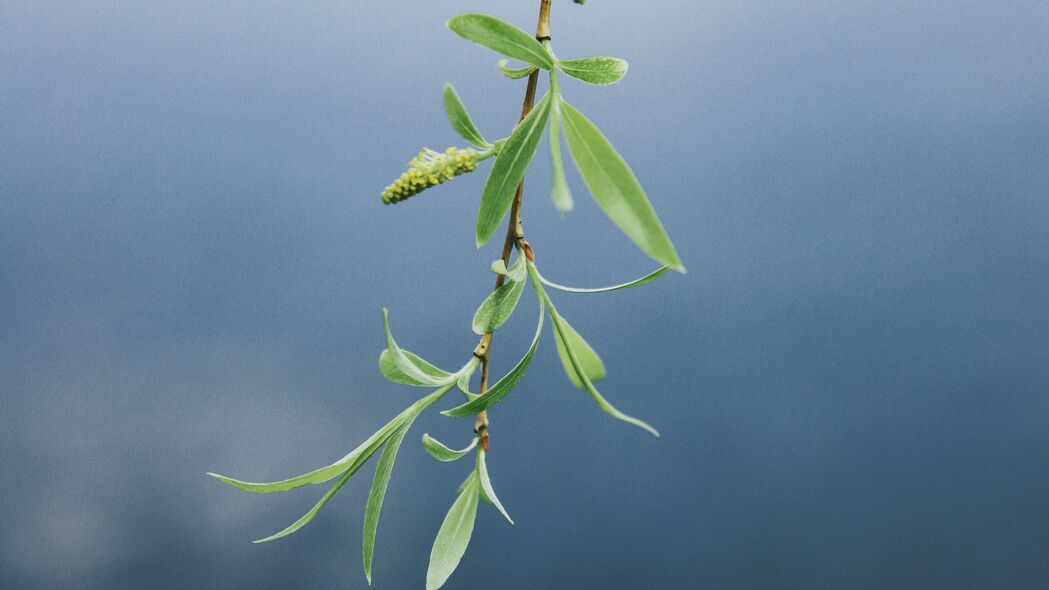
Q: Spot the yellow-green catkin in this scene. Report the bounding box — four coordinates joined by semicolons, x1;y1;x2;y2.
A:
381;147;485;204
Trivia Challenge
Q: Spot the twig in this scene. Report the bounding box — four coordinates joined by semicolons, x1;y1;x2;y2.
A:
472;0;553;451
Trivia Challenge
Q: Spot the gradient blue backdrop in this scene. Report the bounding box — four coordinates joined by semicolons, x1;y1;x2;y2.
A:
3;1;1048;588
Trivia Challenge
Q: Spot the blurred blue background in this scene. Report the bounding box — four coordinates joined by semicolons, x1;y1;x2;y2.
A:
2;1;1048;588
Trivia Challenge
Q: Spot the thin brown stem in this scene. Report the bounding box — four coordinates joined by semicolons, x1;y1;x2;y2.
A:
473;0;552;451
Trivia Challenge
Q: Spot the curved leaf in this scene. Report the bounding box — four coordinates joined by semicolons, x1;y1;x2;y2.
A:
559;99;684;272
380;349;452;387
426;473;481;590
380;309;451;386
526;260;659;436
498;58;538;79
476;92;552;247
551;315;605;388
207;384;453;493
538;265;669;294
251;462;359;544
471;255;526;334
447;14;553;69
422;433;478;462
363;423;411;583
477;451;513;525
443;83;489;148
557;56;628;85
442;301;544;417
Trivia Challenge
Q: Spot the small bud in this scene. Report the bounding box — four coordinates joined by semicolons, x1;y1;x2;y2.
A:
380;146;485;204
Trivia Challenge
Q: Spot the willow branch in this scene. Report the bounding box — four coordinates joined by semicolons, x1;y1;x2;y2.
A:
472;0;553;451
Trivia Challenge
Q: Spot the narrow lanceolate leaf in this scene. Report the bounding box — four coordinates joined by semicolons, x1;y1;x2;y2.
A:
556;56;629;85
559;99;684;272
380;309;451;386
471;255;526;334
443;84;489;148
476;92;552;247
251;463;358;544
550;310;658;436
443;301;544;417
447;14;553;69
422;433;478;462
551;314;606;388
207;384;453;493
526;260;660;437
477;451;513;525
538;265;669;294
548;98;573;213
498;58;538;79
426;474;481;590
363;424;411;584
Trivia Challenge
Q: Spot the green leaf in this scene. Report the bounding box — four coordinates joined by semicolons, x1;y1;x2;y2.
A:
207;384;453;493
379;349;452;387
447;14;553;69
538;265;669;294
426;473;481;590
443;83;489;148
559;99;684;272
490;259;508;275
477;451;513;525
362;423;411;583
442;301;544;417
251;462;358;544
471;255;526;334
548;98;573;213
526;260;660;436
498;58;538;79
456;369;479;400
476;92;552;247
379;309;451;387
551;315;605;388
422;433;478;462
556;56;628;85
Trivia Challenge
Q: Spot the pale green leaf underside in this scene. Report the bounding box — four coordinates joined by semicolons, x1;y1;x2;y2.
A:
422;433;478;462
471;255;526;334
456;369;479;400
426;474;480;590
443;83;489;148
443;301;544;417
559;99;684;272
477;451;513;525
476;92;552;247
381;309;451;386
207;385;452;493
380;349;452;387
557;56;628;85
526;261;659;436
497;58;538;79
363;422;412;583
548;98;573;213
551;314;606;388
538;265;669;294
447;14;553;69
